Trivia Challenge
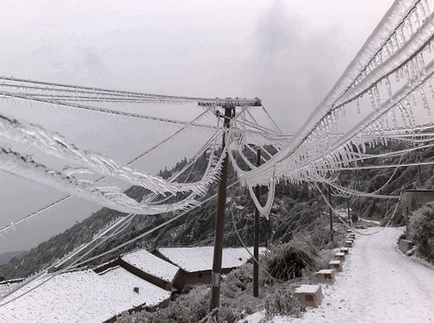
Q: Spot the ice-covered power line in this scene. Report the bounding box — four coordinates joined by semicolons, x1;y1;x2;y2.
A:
5;0;434;308
0;75;279;230
3;0;434;253
0;147;204;215
241;0;434;187
0;76;263;107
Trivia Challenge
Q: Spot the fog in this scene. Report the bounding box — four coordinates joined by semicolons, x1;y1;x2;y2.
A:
0;0;394;254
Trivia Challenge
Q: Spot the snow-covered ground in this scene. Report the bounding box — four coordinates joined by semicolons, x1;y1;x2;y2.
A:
243;226;434;323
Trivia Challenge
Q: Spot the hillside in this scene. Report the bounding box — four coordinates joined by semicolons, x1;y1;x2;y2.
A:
2;139;434;279
0;149;334;280
0;251;25;266
340;142;434;225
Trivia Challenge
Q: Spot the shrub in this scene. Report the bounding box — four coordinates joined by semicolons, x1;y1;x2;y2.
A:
264;242;318;281
115;285;209;323
264;286;304;319
409;203;434;263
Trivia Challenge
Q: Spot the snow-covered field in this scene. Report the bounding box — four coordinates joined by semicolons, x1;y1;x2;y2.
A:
243;227;434;323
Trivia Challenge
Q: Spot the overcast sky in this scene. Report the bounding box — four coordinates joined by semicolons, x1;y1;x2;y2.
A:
0;0;395;254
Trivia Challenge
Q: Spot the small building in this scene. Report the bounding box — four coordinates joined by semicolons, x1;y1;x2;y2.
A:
154;246;262;288
120;249;179;291
93;249;180;291
401;189;434;212
0;267;171;323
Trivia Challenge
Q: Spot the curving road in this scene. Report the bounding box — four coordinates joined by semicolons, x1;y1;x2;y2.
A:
293;227;434;323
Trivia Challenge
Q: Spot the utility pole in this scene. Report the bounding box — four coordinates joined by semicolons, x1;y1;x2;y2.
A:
328;185;334;243
347;197;351;226
209;104;233;312
253;148;261;297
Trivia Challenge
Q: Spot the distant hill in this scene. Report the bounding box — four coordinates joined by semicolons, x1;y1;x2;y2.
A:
0;251;25;266
2;140;431;280
0;150;322;280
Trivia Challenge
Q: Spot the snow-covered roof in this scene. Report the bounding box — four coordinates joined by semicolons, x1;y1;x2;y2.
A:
0;267;170;323
0;282;22;298
157;246;265;273
122;249;179;283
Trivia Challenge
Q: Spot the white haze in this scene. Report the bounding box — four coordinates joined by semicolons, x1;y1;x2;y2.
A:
0;0;394;254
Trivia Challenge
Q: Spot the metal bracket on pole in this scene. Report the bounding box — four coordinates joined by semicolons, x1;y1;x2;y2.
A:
211;272;221;287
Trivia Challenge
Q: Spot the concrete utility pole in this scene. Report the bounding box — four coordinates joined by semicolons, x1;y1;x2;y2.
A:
253;148;261;297
209;103;233;312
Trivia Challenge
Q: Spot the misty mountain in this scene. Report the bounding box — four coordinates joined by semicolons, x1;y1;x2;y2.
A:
1;140;433;280
0;251;25;266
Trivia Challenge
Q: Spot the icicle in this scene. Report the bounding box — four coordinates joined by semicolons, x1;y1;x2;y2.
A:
344;142;352;154
373;84;381;107
356;97;361;114
360;141;366;154
405;100;416;127
418;53;427;73
398;104;409;128
405;18;414;40
384;76;393;97
383;42;392;60
373;120;383;144
429;39;434;54
353;140;362;155
373;52;382;70
403;64;411;81
419;0;429;21
383;113;390;131
399;67;405;82
368;88;376;109
410;58;418;78
340;149;349;165
395;29;405;48
423;0;433;14
395;69;401;83
418;87;431;116
390;34;398;54
411;92;417;107
413;6;421;31
427;79;434;102
390;108;399;130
